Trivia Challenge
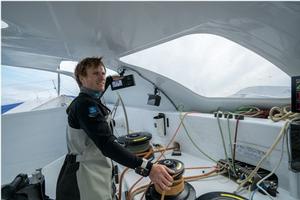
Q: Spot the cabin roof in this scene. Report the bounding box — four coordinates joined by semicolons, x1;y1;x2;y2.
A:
2;2;300;76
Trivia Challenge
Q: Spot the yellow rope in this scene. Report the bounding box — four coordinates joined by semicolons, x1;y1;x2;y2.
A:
154;177;184;196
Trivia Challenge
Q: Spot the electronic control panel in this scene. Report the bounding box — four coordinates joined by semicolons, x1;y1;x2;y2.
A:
289;121;300;172
218;159;278;197
292;76;300;113
110;74;135;90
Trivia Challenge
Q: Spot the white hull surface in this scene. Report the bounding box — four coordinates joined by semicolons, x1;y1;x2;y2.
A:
3;105;300;199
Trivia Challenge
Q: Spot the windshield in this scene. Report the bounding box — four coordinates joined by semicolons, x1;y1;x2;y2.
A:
121;34;290;98
2;62;118;107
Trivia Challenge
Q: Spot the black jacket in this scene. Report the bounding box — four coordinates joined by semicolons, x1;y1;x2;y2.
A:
66;77;142;169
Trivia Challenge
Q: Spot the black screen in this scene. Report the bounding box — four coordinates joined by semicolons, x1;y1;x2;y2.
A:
110;74;135;91
111;80;123;88
290;122;300;172
291;76;300;113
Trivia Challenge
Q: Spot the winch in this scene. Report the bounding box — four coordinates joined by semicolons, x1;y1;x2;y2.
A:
145;159;196;200
196;192;247;200
117;132;152;155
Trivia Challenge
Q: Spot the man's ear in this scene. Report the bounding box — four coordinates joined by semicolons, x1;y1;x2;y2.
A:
79;75;84;82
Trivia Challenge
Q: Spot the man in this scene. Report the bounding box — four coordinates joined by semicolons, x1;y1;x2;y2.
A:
56;57;173;200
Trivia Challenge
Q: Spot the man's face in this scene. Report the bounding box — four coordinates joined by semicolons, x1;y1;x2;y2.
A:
80;65;106;92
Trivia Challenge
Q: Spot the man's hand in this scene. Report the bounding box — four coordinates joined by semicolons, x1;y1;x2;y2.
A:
149;164;174;191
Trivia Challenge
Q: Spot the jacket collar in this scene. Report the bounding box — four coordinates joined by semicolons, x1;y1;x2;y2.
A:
80;86;102;100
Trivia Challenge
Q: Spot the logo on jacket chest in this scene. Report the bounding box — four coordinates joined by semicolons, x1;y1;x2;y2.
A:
88;106;99;117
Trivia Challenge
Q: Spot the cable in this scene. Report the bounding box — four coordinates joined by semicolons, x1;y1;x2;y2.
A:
269;106;300;122
185;166;217;170
127;176;144;200
255;127;286;200
216;111;233;173
127;167;221;200
110;97;122;137
226;113;236;173
110;92;130;135
180;113;219;164
128;184;148;200
136;112;191;200
180;112;234;172
135;147;175;158
119;145;155;199
154;112;191;161
118;167;130;200
232;119;240;165
234;120;291;193
125;112;226;200
117;92;130;135
256;116;300;199
120;66;178;111
183;168;220;182
127;150;154;200
111;97;120;119
125;147;174;200
249;189;257;200
154;176;184;196
235;106;268;118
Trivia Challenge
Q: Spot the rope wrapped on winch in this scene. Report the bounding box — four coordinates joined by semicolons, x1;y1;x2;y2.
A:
117;132;152;154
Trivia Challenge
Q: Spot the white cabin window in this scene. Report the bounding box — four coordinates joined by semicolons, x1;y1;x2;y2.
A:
1;66;81;113
60;74;80;96
2;62;118;106
60;60;78;73
2;66;59;105
1;20;9;29
60;60;118;77
121;34;290;98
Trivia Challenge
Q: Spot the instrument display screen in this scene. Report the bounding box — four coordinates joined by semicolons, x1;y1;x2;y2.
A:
110;74;135;90
290;122;300;172
291;76;300;113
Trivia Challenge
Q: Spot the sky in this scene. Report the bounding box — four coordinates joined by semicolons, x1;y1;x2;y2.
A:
1;62;118;105
1;66;77;105
121;34;291;98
